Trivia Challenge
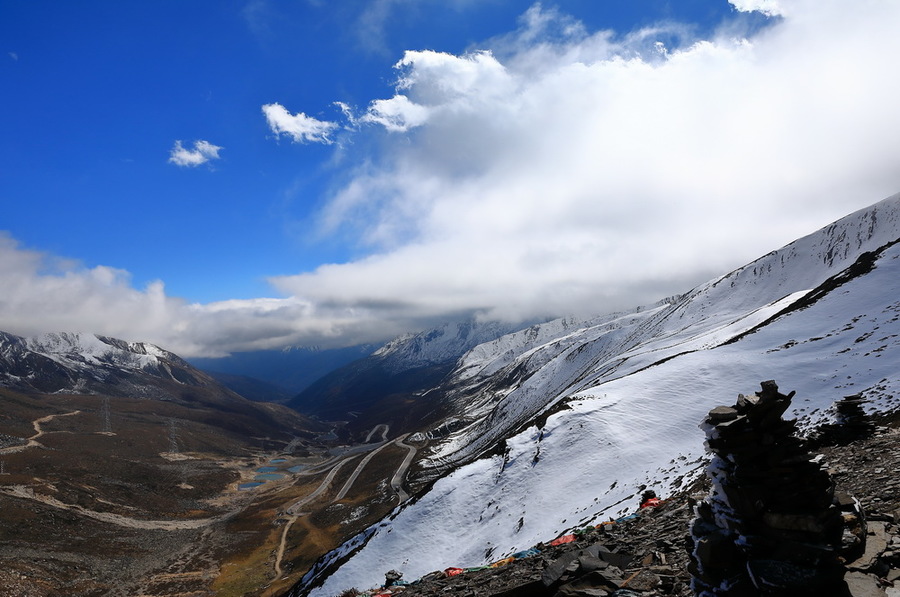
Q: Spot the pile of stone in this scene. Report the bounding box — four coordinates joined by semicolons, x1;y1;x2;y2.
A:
812;394;876;446
689;380;857;596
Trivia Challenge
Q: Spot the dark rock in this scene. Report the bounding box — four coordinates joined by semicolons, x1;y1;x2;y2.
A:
543;553;582;587
577;556;609;574
385;569;403;586
554;585;610;597
490;579;548;597
594;546;632;570
707;406;739;423
554;569;623;595
621;569;660;591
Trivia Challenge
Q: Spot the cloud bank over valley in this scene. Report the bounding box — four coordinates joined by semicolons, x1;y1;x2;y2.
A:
3;0;900;357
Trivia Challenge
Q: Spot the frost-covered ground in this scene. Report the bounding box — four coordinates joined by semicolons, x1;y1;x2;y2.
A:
303;194;900;597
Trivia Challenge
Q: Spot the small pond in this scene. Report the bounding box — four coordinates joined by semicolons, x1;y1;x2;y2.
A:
254;473;284;481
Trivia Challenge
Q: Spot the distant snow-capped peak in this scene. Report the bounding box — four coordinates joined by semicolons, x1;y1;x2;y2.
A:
23;331;176;370
372;319;533;370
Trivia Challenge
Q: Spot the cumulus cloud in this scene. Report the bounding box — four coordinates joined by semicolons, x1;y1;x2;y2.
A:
273;0;900;331
262;103;339;144
6;1;900;357
168;139;223;167
729;0;784;17
0;233;405;357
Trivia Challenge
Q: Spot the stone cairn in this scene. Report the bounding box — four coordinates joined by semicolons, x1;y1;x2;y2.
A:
688;381;853;596
811;393;875;447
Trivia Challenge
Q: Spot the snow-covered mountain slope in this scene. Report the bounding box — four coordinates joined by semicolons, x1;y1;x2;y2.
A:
301;192;900;596
373;319;532;372
0;331;224;397
413;192;900;474
288;319;528;424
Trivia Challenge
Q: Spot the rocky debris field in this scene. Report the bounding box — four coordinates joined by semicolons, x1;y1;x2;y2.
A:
334;408;900;597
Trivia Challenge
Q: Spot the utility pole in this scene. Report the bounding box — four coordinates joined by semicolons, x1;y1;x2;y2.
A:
101;396;112;434
168;418;179;454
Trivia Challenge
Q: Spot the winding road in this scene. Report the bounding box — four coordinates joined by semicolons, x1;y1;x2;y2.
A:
272;430;420;579
1;410;422;585
334;440;393;501
364;424;389;443
0;410;82;455
390;435;417;503
285;455;360;515
0;485;221;530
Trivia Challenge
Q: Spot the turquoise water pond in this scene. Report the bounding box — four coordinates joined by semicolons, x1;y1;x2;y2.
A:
254;473;284;481
238;482;265;490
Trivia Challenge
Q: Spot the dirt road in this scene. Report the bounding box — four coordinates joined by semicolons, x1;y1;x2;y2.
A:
0;410;82;454
0;485;221;530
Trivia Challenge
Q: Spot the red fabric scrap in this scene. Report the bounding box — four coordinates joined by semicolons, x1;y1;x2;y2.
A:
444;567;465;577
549;534;576;546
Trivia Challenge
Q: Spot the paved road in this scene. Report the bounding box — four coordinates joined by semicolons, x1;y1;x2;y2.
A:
274;432;420;577
390;435;417;503
334;440;393;501
364;424;389;443
285;455;360;515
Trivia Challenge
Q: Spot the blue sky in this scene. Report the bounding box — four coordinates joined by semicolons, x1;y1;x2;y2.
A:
2;0;900;357
2;0;741;302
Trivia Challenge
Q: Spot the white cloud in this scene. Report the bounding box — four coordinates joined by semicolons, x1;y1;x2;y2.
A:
360;94;429;132
0;233;402;357
5;1;900;357
728;0;784;17
262;102;339;144
273;0;900;333
168;139;223;167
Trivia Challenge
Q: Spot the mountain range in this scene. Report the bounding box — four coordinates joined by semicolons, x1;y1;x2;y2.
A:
1;193;899;597
288;319;530;437
0;330;324;451
296;192;900;596
188;344;378;396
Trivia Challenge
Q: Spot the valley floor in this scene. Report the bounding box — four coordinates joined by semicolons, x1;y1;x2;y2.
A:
0;391;423;597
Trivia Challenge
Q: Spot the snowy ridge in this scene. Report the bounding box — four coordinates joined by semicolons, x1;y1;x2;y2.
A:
0;330;210;395
304;192;900;597
24;332;174;371
372;319;529;372
416;193;900;471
